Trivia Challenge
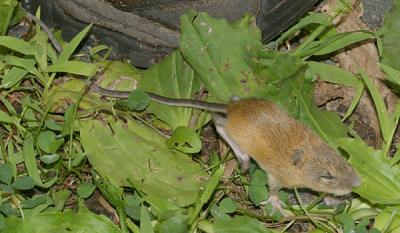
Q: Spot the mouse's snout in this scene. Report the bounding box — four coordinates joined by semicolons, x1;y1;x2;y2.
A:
351;173;361;188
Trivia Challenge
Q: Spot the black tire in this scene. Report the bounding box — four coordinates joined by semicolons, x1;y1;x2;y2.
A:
23;0;319;68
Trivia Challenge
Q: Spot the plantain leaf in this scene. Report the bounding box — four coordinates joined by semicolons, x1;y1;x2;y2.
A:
2;204;121;233
180;11;262;101
339;138;400;204
379;0;400;70
139;51;202;130
80;117;209;207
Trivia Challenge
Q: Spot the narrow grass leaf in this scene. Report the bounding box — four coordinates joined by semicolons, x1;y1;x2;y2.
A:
61;103;76;136
313;30;375;56
23;134;43;185
1;67;29;88
307;61;360;87
0;36;36;55
275;13;329;45
58;24;92;62
342;82;364;121
360;72;390;143
46;61;97;76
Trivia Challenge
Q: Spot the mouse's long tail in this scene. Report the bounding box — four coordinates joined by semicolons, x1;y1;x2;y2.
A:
89;83;227;114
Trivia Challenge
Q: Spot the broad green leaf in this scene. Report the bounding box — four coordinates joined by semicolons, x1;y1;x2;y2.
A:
80;117;209;207
180;12;262;101
44;79;110;111
142;195;181;218
45;119;62;131
379;0;400;70
45;61;139;111
374;207;400;232
21;194;49;209
0;36;36;55
124;194;141;221
58;24;92;62
140;51;202;129
360;72;390;144
337;213;355;233
253;50;307;84
13;176;35;190
157;213;188;233
218;197;237;214
117;89;150;111
46;61;97;76
2;204;121;233
339;138;400;204
249;169;268;206
140;205;154;233
37;131;64;154
210;215;271;233
39;154;60;164
53;190;72;211
77;182;96;199
0;163;13;185
166;126;202;153
307;61;360;87
0;0;17;36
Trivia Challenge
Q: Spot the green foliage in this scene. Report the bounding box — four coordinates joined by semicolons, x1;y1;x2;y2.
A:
249;169;268;206
80;118;209;207
339;138;400;204
77;182;96;199
379;0;400;70
2;204;122;233
117;89;150;111
0;3;398;232
166;126;202;153
199;215;272;233
140;51;203;130
180;12;262;101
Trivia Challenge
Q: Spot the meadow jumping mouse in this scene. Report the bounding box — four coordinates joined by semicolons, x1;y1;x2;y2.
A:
90;84;361;211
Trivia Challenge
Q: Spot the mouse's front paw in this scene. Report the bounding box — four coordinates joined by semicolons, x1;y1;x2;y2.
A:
261;195;287;216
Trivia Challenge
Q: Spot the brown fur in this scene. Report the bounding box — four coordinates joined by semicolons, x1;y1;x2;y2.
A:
225;99;360;195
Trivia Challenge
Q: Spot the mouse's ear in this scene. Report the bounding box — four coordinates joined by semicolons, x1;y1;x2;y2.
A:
291;149;304;166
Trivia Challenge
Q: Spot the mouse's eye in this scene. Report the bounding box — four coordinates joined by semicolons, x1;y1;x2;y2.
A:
320;172;335;184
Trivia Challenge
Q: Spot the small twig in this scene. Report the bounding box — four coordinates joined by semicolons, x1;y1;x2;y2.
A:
25;11;62;53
